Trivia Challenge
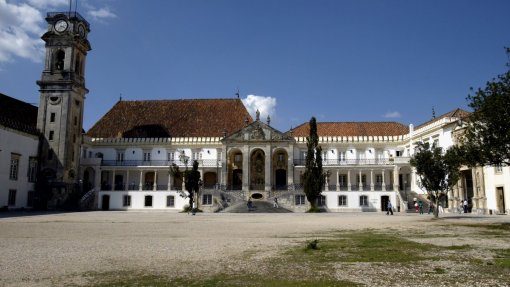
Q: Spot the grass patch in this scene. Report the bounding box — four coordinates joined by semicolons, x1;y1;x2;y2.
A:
494;249;510;268
287;231;434;264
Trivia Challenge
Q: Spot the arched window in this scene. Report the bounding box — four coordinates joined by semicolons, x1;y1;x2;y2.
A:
55;50;65;70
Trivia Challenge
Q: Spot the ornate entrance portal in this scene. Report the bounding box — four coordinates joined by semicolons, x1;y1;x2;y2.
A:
250;149;265;190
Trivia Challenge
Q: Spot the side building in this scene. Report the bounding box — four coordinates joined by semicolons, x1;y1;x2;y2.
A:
0;93;39;209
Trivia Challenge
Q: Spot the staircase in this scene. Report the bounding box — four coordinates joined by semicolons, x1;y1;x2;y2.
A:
221;200;292;213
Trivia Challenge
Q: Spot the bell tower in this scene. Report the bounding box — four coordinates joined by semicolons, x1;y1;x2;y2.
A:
36;11;91;203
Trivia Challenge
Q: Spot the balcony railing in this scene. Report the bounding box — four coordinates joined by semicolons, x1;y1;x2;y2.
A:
294;157;410;166
101;159;222;167
98;183;395;192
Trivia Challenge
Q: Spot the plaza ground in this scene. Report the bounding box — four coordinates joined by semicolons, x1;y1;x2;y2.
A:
0;211;509;286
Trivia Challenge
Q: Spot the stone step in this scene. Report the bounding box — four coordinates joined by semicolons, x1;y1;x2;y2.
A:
222;201;292;213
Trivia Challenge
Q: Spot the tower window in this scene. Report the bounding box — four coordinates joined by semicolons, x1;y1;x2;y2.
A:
74;116;78;126
55;50;65;70
49;130;54;140
50;113;56;122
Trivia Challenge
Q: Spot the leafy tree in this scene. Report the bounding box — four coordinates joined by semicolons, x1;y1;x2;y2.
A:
302;117;325;211
461;48;510;166
185;160;201;212
410;142;463;218
170;159;201;212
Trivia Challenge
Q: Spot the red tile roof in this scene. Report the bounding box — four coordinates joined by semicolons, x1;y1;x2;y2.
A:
415;108;471;130
86;98;252;138
0;93;38;135
290;122;409;137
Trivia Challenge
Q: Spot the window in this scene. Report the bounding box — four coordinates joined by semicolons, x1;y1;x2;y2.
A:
144;195;153;207
433;138;439;148
168;152;175;161
143;152;151;162
28;157;37;182
116;152;124;162
166;195;175;207
8;189;16;206
317;195;326;207
295;195;306;205
338;195;347;206
495;164;503;173
202;194;212;205
376;175;383;184
359;195;369;207
27;191;34;207
123;195;131;207
356;175;367;185
193;152;201;160
339;151;346;162
74;116;78;126
338;174;347;187
49;130;54;141
396;150;402;157
50;112;56;122
234;154;242;164
9;154;19;180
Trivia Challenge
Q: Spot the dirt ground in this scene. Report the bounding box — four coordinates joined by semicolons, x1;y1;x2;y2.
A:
0;211;508;286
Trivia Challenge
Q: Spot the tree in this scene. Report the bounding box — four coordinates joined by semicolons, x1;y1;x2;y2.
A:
410;142;463;218
185;160;201;212
170;157;201;212
461;48;510;166
302;117;325;211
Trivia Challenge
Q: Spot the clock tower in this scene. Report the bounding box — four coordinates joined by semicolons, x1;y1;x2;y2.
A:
36;12;91;207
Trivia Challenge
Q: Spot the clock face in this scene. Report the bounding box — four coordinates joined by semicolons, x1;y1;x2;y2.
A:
55;20;68;32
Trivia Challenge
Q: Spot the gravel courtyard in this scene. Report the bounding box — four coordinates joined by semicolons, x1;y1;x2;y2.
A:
0;211;509;286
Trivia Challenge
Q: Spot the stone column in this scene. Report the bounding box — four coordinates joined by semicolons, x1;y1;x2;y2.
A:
382;169;386;191
336;170;340;191
242;145;250;192
359;170;362;191
111;169;115;190
153;170;157;191
370;169;374;191
139;170;143;190
347;169;351;191
287;146;294;188
265;145;271;192
126;170;130;191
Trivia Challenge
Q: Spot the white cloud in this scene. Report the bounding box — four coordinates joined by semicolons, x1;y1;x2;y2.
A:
0;0;45;63
241;95;277;121
88;7;117;22
383;111;402;118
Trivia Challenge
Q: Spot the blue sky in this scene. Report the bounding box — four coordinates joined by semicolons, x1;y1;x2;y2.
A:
1;0;509;132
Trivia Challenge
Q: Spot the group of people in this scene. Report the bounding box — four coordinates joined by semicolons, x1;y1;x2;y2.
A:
413;200;435;214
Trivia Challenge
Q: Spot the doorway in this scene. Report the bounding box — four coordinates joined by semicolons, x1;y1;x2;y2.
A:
275;169;287;189
381;195;389;211
496;187;506;214
101;195;110;210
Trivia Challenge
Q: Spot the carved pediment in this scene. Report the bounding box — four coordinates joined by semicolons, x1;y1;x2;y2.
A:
223;120;294;143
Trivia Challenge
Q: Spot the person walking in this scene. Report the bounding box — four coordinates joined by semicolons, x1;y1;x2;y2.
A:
386;201;393;215
418;200;424;214
273;197;279;208
428;201;434;214
463;199;468;213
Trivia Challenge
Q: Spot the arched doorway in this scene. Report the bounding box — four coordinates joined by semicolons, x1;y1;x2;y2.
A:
232;169;242;190
250;149;265;190
275;169;286;189
273;149;288;189
101;195;110;210
228;149;243;190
